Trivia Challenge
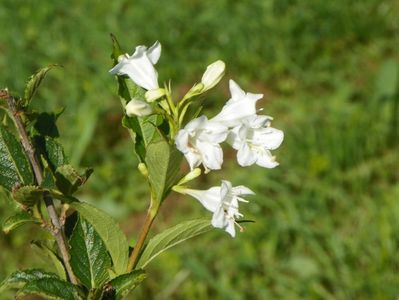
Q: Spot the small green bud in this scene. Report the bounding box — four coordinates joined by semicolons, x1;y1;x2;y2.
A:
145;88;166;102
177;168;201;185
138;163;149;177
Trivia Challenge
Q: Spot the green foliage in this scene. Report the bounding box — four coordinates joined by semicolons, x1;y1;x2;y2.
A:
12;185;43;206
69;216;111;289
105;270;146;300
0;125;34;191
122;115;163;162
31;241;67;281
54;164;92;196
70;202;129;275
137;219;212;268
1;0;399;299
2;211;40;234
44;136;68;169
0;269;59;292
23;65;59;107
17;277;82;300
145;139;182;204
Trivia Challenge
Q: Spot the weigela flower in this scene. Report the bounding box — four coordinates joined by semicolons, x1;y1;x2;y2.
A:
180;180;254;237
125;98;153;117
211;79;263;127
175;116;228;172
109;41;161;91
228;115;284;168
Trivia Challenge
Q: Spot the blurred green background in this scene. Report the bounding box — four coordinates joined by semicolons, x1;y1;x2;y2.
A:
1;0;399;299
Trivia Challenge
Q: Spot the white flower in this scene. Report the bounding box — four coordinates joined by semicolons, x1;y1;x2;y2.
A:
125;98;153;117
201;60;225;92
109;41;161;91
175;116;228;172
228;115;284;168
211;79;263;127
179;180;254;237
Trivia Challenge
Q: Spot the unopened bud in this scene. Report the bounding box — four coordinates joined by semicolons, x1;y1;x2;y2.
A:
201;60;225;92
145;88;166;102
177;168;202;185
138;163;148;177
125;99;153;117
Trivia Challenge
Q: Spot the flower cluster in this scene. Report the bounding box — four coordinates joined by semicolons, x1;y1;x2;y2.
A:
110;41;283;237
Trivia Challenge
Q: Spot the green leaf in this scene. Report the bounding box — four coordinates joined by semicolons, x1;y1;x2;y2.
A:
45;137;68;169
23;65;59;106
122;115;162;161
0;125;34;191
69;216;111;289
17;278;82;300
54;165;93;196
41;165;57;189
136;219;212;268
104;270;146;300
145;139;182;203
31;241;67;281
12;185;43;206
2;211;40;233
26;109;64;138
69;202;129;275
0;269;59;292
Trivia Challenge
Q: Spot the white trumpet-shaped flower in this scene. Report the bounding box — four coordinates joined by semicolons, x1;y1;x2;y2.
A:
211;79;263;127
228;115;284;168
175;116;228;172
109;41;161;91
125;98;153;117
178;180;254;237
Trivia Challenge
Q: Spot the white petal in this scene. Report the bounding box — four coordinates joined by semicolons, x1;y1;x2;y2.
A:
197;141;223;170
226;126;244;149
185;187;221;212
253;128;284;150
225;220;236;237
233;185;255;196
185;150;202;170
256;149;279;168
147;41;161;64
175;130;189;153
211;95;262;127
201;121;228;144
237;143;257;166
185;115;208;131
211;206;226;229
229;79;246;101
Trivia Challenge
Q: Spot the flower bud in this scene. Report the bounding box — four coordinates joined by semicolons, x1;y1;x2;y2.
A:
177;168;202;185
201;60;225;92
145;88;166;102
138;163;149;177
125;98;153;117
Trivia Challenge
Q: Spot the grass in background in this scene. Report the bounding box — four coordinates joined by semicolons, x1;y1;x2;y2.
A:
1;0;399;299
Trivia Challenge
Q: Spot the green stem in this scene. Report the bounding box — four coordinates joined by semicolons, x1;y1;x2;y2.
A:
127;199;159;272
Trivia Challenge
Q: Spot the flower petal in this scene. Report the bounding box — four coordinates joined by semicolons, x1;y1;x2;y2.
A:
147;41;161;64
256;149;279;168
197;141;223;170
237;143;257;166
229;79;246;101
